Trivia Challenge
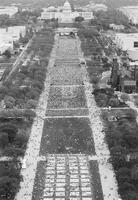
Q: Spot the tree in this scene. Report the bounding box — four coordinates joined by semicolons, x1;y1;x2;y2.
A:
117;167;130;177
0;123;18;143
120;93;130;102
3;50;11;59
90;76;100;85
119;182;135;192
26;89;40;100
4;96;16;109
75;16;84;23
108;97;120;107
78;28;99;39
0;132;9;148
0;176;19;199
26;99;37;109
14;132;28;149
4;147;25;157
0;14;10;26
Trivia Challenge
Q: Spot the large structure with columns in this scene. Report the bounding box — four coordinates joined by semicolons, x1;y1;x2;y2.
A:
40;0;94;23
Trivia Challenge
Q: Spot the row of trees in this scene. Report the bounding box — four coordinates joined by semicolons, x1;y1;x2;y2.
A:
90;9;130;29
0;29;54;109
0;9;42;27
93;88;127;107
77;26;107;85
103;109;138;199
0;28;55;199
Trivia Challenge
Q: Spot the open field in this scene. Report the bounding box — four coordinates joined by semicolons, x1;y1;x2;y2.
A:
40;118;95;155
89;160;104;200
51;66;83;85
47;86;87;109
32;161;47;200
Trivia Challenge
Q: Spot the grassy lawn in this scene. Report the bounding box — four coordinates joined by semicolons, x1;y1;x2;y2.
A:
102;109;138;199
40;118;95;155
89;160;104;200
32;161;46;200
93;88;127;108
47;86;87;109
133;96;138;107
51;66;84;85
46;108;89;117
0;160;22;200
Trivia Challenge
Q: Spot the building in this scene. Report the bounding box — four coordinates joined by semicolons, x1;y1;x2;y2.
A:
0;26;26;54
75;3;107;12
88;3;107;12
0;43;13;54
119;67;136;93
114;33;138;61
110;57;138;93
119;6;138;25
115;33;138;51
40;0;94;23
0;26;26;43
109;24;125;31
0;6;18;17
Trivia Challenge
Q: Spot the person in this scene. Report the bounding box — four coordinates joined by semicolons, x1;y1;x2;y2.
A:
108;106;111;111
22;158;27;169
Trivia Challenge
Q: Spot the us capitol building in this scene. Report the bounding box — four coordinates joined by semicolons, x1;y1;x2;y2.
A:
40;0;94;23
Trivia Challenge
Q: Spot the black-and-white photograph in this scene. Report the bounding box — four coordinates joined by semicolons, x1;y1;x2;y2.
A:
0;0;138;200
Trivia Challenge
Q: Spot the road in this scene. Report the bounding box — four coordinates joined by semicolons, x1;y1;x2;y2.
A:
4;36;34;83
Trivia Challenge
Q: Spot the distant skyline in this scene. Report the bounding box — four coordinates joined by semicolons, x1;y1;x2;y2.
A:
0;0;138;8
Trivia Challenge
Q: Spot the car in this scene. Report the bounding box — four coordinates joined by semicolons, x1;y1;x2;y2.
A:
59;33;64;36
64;33;68;36
80;59;86;65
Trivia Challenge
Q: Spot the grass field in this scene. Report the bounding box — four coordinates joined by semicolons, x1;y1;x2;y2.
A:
40;118;95;155
51;66;84;85
32;161;47;200
47;86;87;109
89;160;104;200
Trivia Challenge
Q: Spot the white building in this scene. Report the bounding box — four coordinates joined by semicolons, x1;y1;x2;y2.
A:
109;24;125;31
88;3;108;12
0;6;18;17
0;43;13;54
40;0;94;23
115;33;138;51
0;26;26;54
119;6;138;25
8;26;26;39
115;33;138;61
0;26;26;43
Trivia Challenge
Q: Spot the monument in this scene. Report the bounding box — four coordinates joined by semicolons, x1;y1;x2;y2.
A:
40;0;94;22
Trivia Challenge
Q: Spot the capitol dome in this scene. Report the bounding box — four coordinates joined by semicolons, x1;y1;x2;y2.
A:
62;0;72;12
